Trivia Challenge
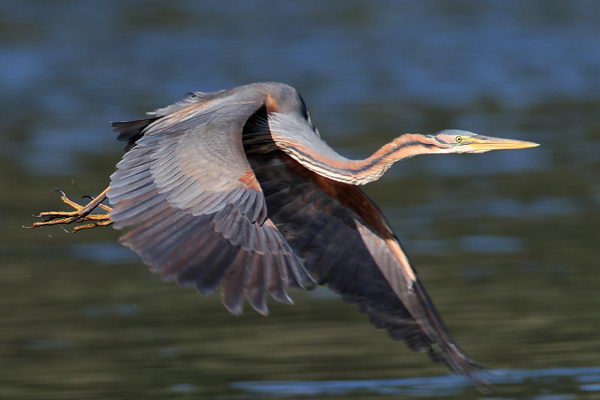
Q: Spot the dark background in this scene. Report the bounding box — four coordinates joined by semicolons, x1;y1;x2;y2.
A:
1;1;599;399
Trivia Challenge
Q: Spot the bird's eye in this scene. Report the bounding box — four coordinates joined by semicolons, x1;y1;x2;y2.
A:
455;136;463;143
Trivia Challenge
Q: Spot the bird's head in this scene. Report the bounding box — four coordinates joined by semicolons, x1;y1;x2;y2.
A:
428;130;539;154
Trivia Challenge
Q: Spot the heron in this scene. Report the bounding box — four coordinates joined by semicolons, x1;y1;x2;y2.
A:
28;82;538;385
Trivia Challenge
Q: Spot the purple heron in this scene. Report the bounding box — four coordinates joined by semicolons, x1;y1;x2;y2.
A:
28;82;538;384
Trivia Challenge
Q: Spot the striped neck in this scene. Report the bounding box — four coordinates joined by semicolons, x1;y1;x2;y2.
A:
275;133;446;185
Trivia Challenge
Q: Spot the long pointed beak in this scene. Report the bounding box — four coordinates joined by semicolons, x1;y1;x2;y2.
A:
468;136;539;152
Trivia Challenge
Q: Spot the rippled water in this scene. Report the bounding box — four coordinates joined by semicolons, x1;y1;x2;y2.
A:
1;1;600;399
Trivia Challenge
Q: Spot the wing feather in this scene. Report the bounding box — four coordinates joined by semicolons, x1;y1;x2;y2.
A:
108;87;314;314
108;82;483;384
247;152;483;382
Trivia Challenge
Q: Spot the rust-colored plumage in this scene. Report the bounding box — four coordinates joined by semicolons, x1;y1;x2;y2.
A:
28;82;538;386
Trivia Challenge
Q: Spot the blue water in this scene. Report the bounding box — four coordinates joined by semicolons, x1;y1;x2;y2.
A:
234;367;600;398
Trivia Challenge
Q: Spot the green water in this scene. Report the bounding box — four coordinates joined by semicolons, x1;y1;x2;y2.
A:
1;1;600;399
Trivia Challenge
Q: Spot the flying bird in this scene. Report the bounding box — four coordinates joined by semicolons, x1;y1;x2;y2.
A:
28;82;538;384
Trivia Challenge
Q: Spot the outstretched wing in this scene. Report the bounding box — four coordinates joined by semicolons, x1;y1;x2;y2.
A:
107;81;482;382
248;151;483;380
108;89;313;315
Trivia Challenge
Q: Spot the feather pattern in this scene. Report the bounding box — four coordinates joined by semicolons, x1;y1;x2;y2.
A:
107;82;483;385
246;152;483;382
108;84;314;315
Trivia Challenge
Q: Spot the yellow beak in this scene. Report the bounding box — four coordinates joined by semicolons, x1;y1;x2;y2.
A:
467;136;540;152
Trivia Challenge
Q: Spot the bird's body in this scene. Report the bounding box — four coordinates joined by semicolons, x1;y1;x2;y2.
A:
29;82;538;386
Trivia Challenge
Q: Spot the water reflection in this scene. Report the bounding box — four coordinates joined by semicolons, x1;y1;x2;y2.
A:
234;367;600;399
83;303;139;318
458;236;523;253
70;241;137;265
2;1;600;399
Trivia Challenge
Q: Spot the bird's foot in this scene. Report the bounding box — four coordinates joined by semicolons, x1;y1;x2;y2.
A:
25;186;113;232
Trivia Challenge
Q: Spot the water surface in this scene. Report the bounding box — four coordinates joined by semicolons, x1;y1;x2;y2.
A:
1;1;600;399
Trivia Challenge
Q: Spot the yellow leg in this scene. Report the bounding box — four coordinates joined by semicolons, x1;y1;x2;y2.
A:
25;186;113;232
72;219;113;232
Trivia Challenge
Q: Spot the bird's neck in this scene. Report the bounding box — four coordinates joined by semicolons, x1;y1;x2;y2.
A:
362;133;442;168
278;133;444;185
